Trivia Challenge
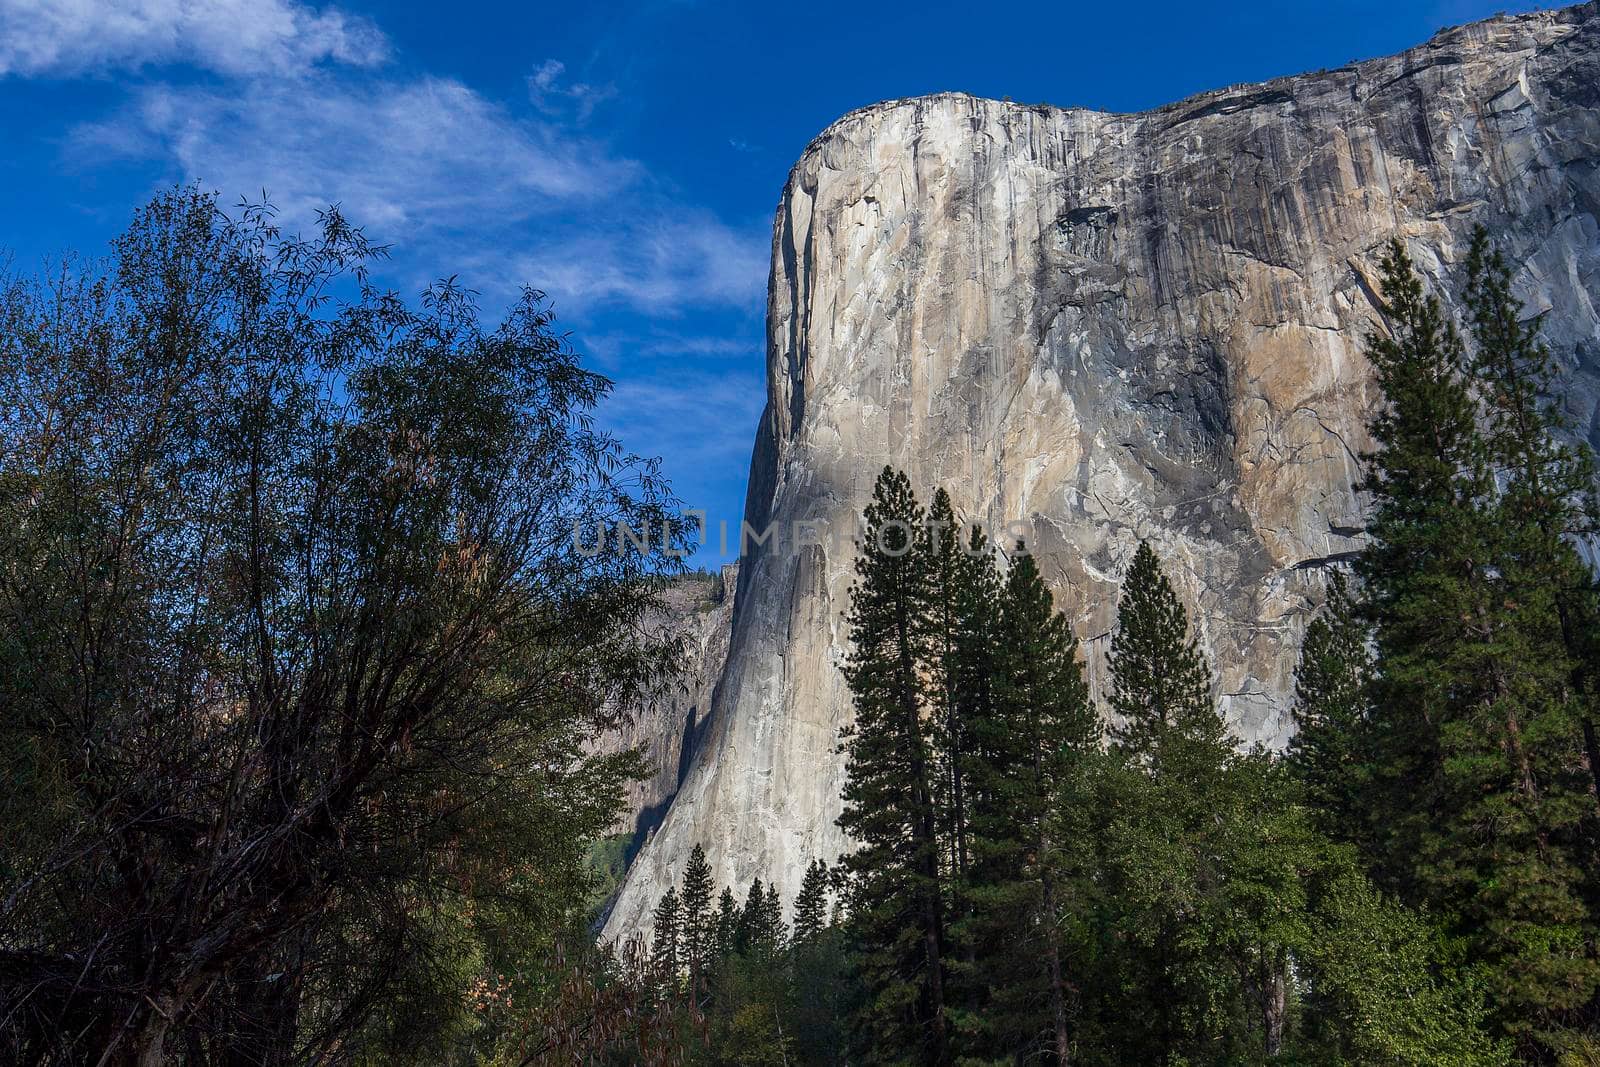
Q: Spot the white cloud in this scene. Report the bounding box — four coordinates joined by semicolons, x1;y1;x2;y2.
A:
527;58;617;122
75;74;635;229
517;214;768;313
0;0;388;77
70;70;766;314
39;4;766;317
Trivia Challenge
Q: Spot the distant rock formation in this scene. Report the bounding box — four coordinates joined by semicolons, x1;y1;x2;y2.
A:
605;3;1600;943
589;566;736;867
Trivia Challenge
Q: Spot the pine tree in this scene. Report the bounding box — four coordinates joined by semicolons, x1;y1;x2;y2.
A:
793;860;831;945
1359;238;1600;1050
1108;541;1227;777
650;887;682;991
680;843;716;998
837;466;951;1063
923;494;1002;1037
761;883;787;958
924;489;975;883
737;878;766;957
1355;238;1488;896
1463;225;1600;799
716;887;741;963
1287;570;1375;847
791;859;849;1065
1100;541;1253;1062
962;546;1098;1064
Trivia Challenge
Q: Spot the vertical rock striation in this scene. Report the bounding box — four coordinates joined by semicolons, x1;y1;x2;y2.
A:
605;3;1600;943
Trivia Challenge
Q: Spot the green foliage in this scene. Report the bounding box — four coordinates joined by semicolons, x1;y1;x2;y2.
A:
634;847;845;1066
957;547;1098;1061
793;861;831;946
1108;542;1226;773
0;188;680;1064
650;887;682;990
1356;236;1600;1053
836;467;952;1063
682;843;718;996
1294;855;1510;1067
1287;571;1374;847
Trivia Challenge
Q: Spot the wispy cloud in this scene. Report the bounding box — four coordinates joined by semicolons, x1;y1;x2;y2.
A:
74;74;635;229
513;214;767;314
17;0;769;527
0;0;388;77
527;58;617;123
54;21;765;316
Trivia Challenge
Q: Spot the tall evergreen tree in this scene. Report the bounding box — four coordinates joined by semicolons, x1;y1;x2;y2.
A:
924;489;976;883
837;467;951;1063
1463;226;1600;800
1100;541;1255;1062
1359;239;1600;1051
681;843;716;999
650;887;682;991
1288;570;1376;848
734;879;761;956
762;884;787;957
923;496;1002;1040
1108;541;1227;776
716;887;741;963
963;547;1098;1064
791;860;850;1065
794;860;831;946
1355;238;1489;896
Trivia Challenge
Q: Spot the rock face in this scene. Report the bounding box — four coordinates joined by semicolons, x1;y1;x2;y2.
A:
591;566;737;855
604;3;1600;942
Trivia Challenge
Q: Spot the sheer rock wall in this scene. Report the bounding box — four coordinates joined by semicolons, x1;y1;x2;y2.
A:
605;4;1600;942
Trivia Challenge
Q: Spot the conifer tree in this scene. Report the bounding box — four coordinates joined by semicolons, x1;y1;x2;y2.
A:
1101;541;1250;1062
737;879;766;957
1355;238;1487;894
650;887;682;991
716;887;741;962
1288;570;1375;847
1359;239;1599;1050
761;883;787;958
964;547;1097;1064
1108;541;1226;777
791;860;849;1064
924;489;975;882
681;844;716;997
1463;226;1600;800
923;495;1001;1034
793;860;831;945
837;467;951;1063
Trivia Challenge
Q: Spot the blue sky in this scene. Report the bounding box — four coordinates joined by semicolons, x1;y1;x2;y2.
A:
0;0;1544;564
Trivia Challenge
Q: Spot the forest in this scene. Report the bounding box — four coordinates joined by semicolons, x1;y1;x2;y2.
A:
3;191;1600;1065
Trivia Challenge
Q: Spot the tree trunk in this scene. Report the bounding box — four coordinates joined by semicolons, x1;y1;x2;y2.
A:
1262;951;1286;1058
1042;872;1072;1066
899;599;948;1064
915;769;949;1064
132;997;176;1067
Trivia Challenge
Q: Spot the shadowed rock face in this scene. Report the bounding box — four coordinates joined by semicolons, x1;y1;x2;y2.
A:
604;3;1600;943
588;566;737;856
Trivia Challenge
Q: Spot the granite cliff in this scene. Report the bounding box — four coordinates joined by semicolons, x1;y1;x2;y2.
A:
605;3;1600;942
590;566;737;858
